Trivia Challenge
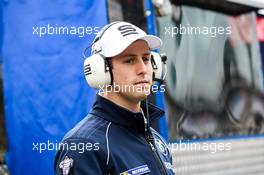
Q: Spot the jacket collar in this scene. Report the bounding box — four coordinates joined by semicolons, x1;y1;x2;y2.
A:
90;94;164;133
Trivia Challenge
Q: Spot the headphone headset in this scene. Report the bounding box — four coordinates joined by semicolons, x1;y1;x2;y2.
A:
83;22;167;89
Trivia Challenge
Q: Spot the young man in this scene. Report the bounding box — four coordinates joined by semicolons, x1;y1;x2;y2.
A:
54;21;174;175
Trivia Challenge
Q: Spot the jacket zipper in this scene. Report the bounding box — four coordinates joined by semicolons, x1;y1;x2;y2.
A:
142;112;167;175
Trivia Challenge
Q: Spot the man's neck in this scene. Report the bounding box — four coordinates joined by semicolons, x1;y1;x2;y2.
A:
100;92;141;113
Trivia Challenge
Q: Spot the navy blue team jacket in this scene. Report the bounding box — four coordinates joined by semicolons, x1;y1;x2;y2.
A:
54;94;175;175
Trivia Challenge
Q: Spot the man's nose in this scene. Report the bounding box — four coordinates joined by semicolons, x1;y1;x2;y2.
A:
136;58;147;75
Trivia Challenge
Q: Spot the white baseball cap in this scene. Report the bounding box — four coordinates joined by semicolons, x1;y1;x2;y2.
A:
91;21;162;57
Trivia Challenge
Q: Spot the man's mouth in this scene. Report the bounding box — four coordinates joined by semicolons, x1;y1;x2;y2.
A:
134;80;150;85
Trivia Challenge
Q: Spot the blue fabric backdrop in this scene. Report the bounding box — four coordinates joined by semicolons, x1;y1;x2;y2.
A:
145;0;168;141
0;0;3;63
2;0;107;174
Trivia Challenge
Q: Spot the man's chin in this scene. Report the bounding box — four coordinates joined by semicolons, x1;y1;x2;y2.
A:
121;91;148;102
133;92;149;101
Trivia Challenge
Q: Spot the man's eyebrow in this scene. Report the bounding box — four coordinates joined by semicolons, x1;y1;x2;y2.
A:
121;52;151;57
122;54;137;57
143;52;151;56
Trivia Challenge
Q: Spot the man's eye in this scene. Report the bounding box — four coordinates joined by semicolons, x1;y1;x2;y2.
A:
124;58;135;64
143;57;150;63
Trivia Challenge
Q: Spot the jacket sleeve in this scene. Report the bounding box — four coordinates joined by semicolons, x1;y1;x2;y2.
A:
54;138;106;175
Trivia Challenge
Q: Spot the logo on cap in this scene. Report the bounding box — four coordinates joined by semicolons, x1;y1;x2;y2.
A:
118;24;139;37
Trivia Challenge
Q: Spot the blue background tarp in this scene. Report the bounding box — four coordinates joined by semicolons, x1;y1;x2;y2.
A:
2;0;107;174
145;0;168;140
0;0;3;63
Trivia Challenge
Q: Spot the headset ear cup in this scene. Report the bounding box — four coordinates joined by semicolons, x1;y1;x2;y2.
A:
84;54;111;89
151;51;166;83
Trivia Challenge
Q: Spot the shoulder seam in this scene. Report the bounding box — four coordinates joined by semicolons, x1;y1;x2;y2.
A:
85;119;108;139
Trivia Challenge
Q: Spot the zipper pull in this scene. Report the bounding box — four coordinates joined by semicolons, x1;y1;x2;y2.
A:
143;115;148;133
141;108;148;133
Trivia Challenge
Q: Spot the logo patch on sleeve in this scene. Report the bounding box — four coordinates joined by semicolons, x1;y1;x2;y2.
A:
120;165;150;175
154;138;168;156
164;162;174;170
59;156;74;175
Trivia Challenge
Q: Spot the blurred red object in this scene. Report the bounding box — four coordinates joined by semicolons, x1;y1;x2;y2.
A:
257;17;264;42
